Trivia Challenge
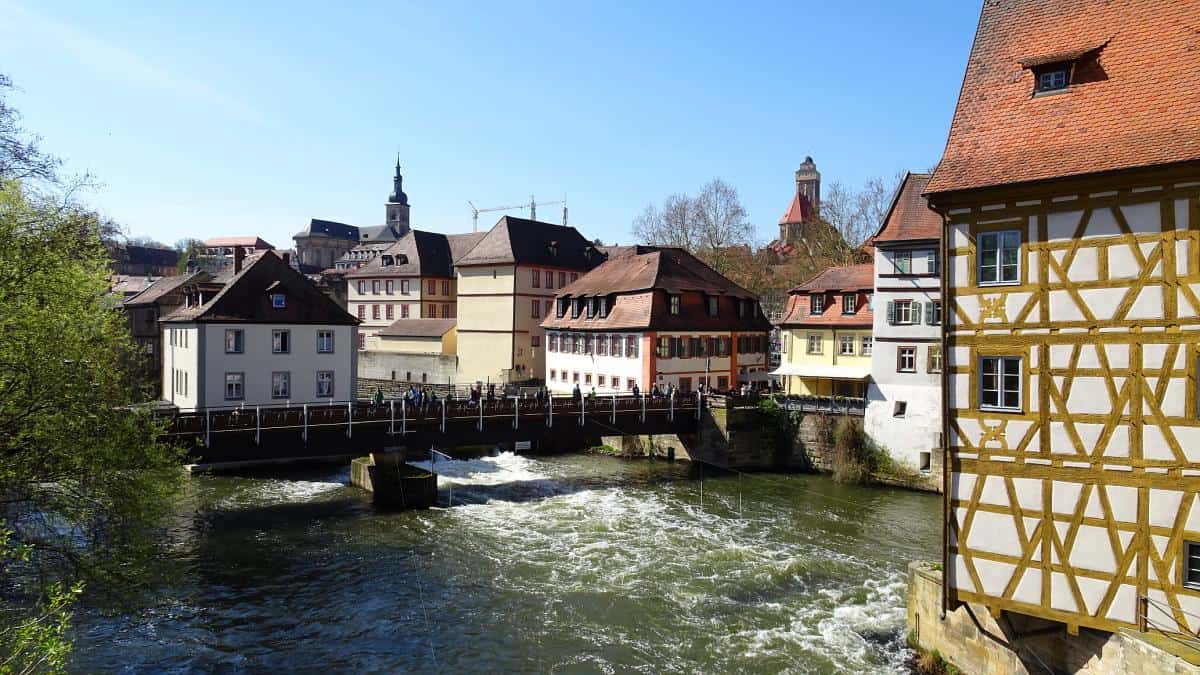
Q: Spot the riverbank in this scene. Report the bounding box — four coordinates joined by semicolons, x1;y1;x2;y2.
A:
68;454;939;672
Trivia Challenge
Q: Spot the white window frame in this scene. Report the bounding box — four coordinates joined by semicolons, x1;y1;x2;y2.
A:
810;294;825;314
897;346;917;373
317;329;335;354
894;300;914;325
839;334;855;356
894;250;912;274
842;293;857;314
271;371;291;399
928;345;943;374
980;355;1023;412
977;230;1021;286
225;328;244;354
316;370;334;398
669;295;681;315
806;333;823;355
271;293;286;308
272;329;290;354
861;336;873;356
224;372;244;400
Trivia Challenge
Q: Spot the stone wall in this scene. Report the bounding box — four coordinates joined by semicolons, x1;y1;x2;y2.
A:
357;350;458;384
908;561;1200;674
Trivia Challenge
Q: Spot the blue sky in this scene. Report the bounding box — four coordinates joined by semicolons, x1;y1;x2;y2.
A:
0;0;980;249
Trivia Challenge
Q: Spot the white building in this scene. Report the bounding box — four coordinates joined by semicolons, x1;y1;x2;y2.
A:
161;251;359;409
863;172;944;473
541;246;772;394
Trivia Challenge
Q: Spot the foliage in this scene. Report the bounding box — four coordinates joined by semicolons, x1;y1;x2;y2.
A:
0;73;183;672
173;238;206;274
822;172;907;251
831;417;886;485
757;398;799;463
913;648;961;675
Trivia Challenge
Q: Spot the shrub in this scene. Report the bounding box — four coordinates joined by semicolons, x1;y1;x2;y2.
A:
832;417;885;484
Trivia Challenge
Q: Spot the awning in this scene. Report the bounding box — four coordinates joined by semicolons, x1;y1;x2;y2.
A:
769;363;871;380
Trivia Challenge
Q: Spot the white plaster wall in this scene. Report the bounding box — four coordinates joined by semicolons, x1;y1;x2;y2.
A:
200;323;355;408
864;380;941;468
162;324;200;409
545;332;643;393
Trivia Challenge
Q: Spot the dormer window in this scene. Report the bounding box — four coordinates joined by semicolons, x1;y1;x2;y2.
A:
598;296;608;318
381;255;393;266
1036;66;1069;93
556;297;568;318
669;294;681;315
271;293;286;309
706;296;718;317
810;294;825;315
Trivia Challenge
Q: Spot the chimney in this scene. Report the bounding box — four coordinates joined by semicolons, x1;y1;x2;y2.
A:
282;251;291;266
234;246;245;273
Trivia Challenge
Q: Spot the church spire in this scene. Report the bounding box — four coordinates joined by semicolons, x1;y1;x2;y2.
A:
389;155;408;206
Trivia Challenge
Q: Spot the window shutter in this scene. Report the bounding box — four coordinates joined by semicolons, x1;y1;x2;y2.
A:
925;302;934;325
927;250;938;275
887;301;895;325
911;301;921;324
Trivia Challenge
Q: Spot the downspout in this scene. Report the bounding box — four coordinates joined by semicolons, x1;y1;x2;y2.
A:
932;198;954;621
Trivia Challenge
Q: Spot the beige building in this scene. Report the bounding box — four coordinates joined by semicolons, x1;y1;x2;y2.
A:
358;318;458;385
455;216;603;384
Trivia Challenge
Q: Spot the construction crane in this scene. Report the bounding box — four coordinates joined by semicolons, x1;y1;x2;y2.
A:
467;195;568;232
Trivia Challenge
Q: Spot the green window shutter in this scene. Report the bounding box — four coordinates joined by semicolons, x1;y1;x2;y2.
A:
887;300;895;325
925;302;934;325
927;250;936;274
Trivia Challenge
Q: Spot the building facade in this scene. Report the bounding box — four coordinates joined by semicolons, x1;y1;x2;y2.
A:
455;216;603;384
293;219;360;272
926;0;1200;635
541;246;771;394
123;271;212;392
357;318;458;385
774;263;874;398
864;172;944;472
161;251;358;409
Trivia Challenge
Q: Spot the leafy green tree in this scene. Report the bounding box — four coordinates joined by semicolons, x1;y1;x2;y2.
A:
0;74;182;673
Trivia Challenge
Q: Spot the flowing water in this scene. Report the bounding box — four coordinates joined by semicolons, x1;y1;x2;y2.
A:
69;453;940;674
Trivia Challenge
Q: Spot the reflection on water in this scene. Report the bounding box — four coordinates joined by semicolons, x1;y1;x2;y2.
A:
71;453;940;673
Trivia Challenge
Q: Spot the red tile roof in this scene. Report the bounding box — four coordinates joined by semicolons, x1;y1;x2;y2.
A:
777;289;873;328
204;236;274;249
927;0;1200;196
789;263;874;293
779;192;815;225
873;173;942;243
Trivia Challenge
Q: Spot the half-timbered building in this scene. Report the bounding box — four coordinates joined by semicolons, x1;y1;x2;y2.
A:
925;0;1200;635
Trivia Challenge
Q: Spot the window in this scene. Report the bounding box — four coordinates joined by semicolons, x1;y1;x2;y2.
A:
810;294;825;314
272;329;290;354
669;295;681;315
842;293;857;314
585;373;592;385
571;273;578;283
531;269;540;288
225;329;244;354
386;280;394;294
610;376;619;389
531;299;540;319
928;345;943;373
428;279;436;295
890;300;915;325
919;451;932;473
926;250;939;276
271;293;287;308
927;301;942;326
550;369;556;381
544;300;552;318
626;335;638;358
598;375;606;387
839;334;855;356
897;346;917;373
678;377;691;393
271;371;291;399
893;401;907;418
861;336;873;356
559;272;566;288
401;279;410;295
317;329;335;353
317;371;334;398
980;356;1022;411
442;280;450;295
738;299;747;318
372;280;380;295
1036;67;1069;93
599;297;608;318
372;304;380;320
357;304;365;319
597;334;607;356
386;304;394;320
806;334;822;355
717;376;728;390
978;230;1021;285
357;280;366;294
358;333;366;350
224;372;244;400
1185;541;1200;590
442;304;451;318
706;296;718;317
531;335;541;348
894;250;912;274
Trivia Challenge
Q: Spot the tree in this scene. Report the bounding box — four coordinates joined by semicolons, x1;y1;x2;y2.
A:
631;178;755;275
821;172;906;256
0;75;58;183
0;74;181;673
173;238;206;274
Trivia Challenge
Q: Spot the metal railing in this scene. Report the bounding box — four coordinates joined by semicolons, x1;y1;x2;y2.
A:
769;394;867;416
1138;595;1200;657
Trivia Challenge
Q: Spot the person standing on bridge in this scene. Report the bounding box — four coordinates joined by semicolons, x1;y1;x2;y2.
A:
631;383;640;399
373;387;384;406
572;382;581;402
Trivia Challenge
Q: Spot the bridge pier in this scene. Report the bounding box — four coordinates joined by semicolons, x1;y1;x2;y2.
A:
351;447;437;509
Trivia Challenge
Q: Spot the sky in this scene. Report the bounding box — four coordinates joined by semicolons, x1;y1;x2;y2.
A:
0;0;981;249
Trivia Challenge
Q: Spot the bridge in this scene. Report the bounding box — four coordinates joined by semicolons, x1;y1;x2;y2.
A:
162;393;716;466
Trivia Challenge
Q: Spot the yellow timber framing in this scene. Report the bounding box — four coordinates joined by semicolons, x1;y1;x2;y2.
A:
931;161;1200;636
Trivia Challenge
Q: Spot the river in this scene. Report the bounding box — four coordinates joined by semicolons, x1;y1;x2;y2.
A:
69;453;940;673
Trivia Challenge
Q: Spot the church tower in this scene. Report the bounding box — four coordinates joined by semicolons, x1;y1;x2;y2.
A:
386;156;411;236
778;156;821;243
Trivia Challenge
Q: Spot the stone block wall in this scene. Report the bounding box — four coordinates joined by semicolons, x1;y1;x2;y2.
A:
908;561;1200;674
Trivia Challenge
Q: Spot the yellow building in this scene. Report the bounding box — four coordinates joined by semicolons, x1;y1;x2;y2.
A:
454;216;603;385
925;0;1200;638
773;263;874;398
